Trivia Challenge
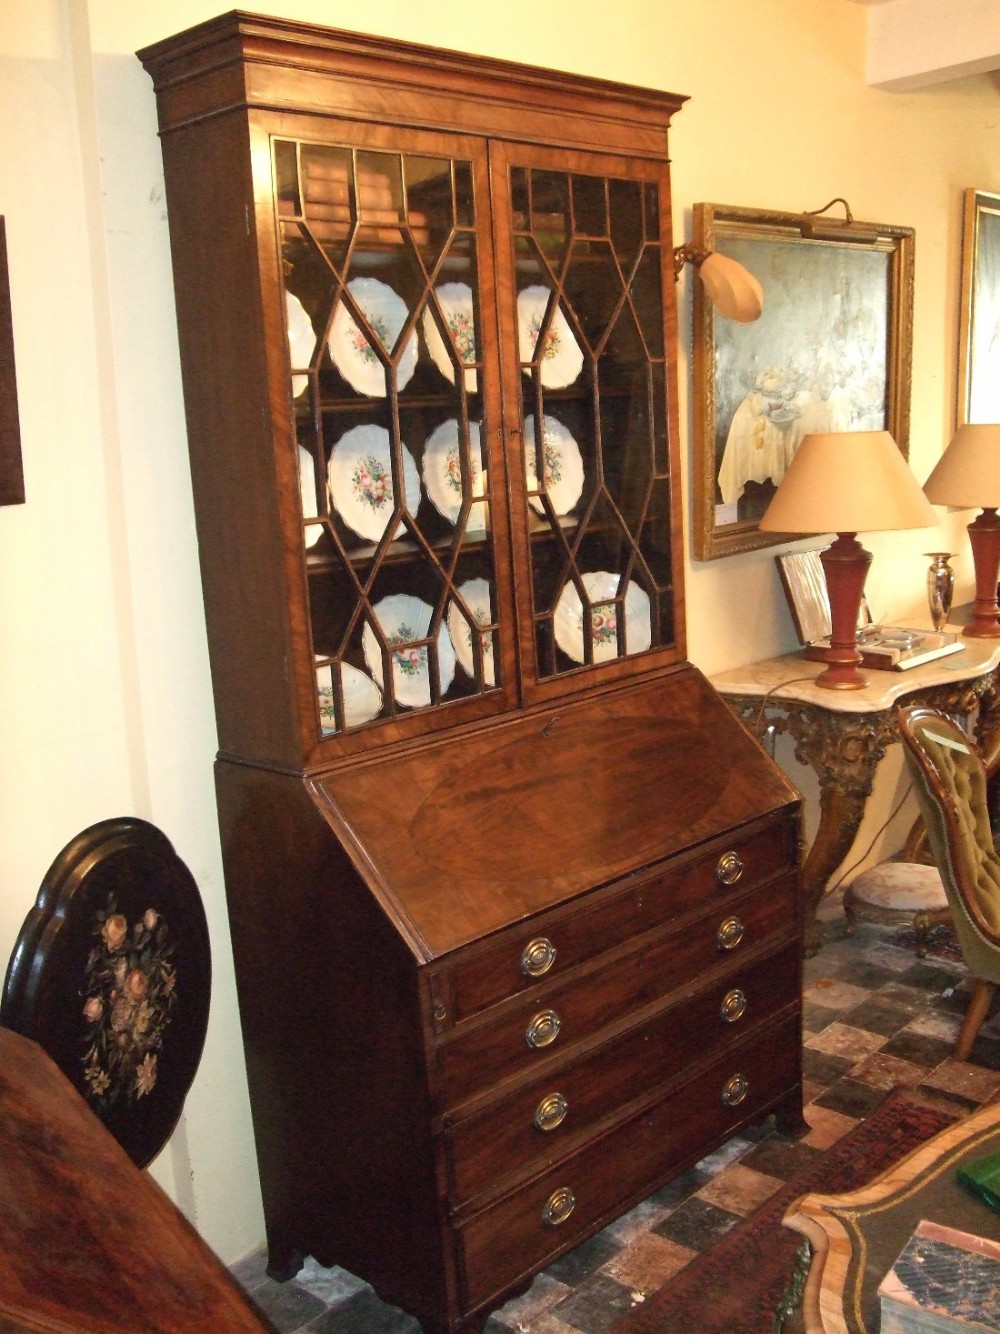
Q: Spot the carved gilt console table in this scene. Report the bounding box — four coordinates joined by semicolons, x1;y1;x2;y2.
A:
710;636;1000;954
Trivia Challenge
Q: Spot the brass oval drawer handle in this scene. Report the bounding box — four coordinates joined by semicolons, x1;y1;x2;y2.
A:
716;851;744;886
720;988;747;1023
542;1186;576;1226
525;1008;561;1049
534;1092;568;1132
722;1073;749;1106
716;916;745;951
521;937;557;978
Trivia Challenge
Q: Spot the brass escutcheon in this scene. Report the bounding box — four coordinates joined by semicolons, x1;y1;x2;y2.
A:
716;916;745;951
525;1008;561;1049
521;937;557;978
534;1092;569;1132
722;1072;749;1106
716;851;744;886
720;988;747;1023
542;1186;576;1226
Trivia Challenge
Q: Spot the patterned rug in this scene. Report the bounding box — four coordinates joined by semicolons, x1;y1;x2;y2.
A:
610;1091;958;1334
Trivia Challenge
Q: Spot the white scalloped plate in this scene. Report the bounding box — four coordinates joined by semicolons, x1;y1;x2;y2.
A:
422;419;487;532
329;277;417;397
362;594;457;709
298;446;324;548
447;578;497;688
523;415;584;517
316;660;383;733
517;285;583;388
328;425;420;543
422;282;478;393
286;291;315;398
553;572;651;664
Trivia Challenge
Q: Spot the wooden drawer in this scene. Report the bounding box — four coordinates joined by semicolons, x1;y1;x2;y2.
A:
442;818;796;1024
434;874;796;1106
444;941;801;1205
456;1013;801;1311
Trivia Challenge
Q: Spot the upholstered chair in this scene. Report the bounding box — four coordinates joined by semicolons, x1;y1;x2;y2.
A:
897;705;1000;1061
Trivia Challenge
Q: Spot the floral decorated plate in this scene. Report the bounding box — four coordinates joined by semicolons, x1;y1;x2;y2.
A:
286;290;314;398
316;659;383;733
447;578;497;688
422;282;478;392
299;445;324;549
517;285;583;388
329;277;417;397
523;414;584;517
553;572;651;664
362;594;457;709
422;419;488;532
328;425;420;543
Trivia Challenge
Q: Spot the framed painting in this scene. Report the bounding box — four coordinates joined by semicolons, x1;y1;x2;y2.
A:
692;203;914;560
0;217;25;506
957;188;1000;426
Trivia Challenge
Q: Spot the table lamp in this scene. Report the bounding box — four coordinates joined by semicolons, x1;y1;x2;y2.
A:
760;431;937;690
922;423;1000;638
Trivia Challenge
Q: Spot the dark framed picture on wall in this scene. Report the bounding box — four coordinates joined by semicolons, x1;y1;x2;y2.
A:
957;188;1000;426
692;202;914;560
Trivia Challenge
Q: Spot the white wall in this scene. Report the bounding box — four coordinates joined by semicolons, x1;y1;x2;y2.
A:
1;0;997;1265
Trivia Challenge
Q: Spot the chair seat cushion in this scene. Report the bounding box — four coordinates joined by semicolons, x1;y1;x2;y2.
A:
850;861;948;912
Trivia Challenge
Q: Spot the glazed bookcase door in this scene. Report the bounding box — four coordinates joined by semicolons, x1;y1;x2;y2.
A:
492;144;684;703
273;126;516;748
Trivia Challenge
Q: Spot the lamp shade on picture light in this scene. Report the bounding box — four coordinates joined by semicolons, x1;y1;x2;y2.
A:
761;431;936;689
923;423;1000;638
672;245;763;324
695;252;764;324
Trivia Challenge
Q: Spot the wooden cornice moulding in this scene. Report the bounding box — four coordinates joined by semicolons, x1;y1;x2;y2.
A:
138;9;687;155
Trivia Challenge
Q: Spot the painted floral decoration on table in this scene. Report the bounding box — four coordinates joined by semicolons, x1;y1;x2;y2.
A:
537;438;563;489
350;312;391;366
388;624;425;678
529;312;562;364
443;445;482;499
351;453;391;515
589;602;618;648
446;308;477;364
82;894;178;1109
467;622;495;680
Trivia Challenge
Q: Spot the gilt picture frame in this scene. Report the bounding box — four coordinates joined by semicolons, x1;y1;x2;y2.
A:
0;217;25;506
957;188;1000;427
692;203;914;560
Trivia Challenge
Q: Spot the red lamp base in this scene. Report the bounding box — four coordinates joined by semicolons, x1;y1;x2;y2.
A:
963;509;1000;638
816;533;872;690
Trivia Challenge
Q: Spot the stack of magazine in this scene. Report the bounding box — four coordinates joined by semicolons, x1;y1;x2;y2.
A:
804;626;964;672
878;1220;1000;1331
776;550;966;673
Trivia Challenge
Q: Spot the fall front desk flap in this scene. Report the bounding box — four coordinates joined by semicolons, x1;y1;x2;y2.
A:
309;667;800;961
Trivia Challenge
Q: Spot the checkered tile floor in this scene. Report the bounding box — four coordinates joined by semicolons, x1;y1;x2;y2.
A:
231;896;1000;1333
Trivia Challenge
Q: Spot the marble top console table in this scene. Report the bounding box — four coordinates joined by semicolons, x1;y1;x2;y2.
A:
710;633;1000;954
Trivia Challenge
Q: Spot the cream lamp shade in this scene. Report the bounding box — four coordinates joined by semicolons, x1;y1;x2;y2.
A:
760;431;935;690
923;424;1000;508
696;252;763;325
760;431;937;535
923;423;1000;638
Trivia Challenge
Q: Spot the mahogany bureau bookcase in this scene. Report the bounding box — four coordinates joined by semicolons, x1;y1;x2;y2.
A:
138;14;805;1332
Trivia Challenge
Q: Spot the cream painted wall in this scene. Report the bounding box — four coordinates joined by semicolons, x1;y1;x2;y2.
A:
1;0;998;1266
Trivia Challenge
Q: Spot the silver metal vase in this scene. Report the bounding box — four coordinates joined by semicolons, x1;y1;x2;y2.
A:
925;552;955;631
